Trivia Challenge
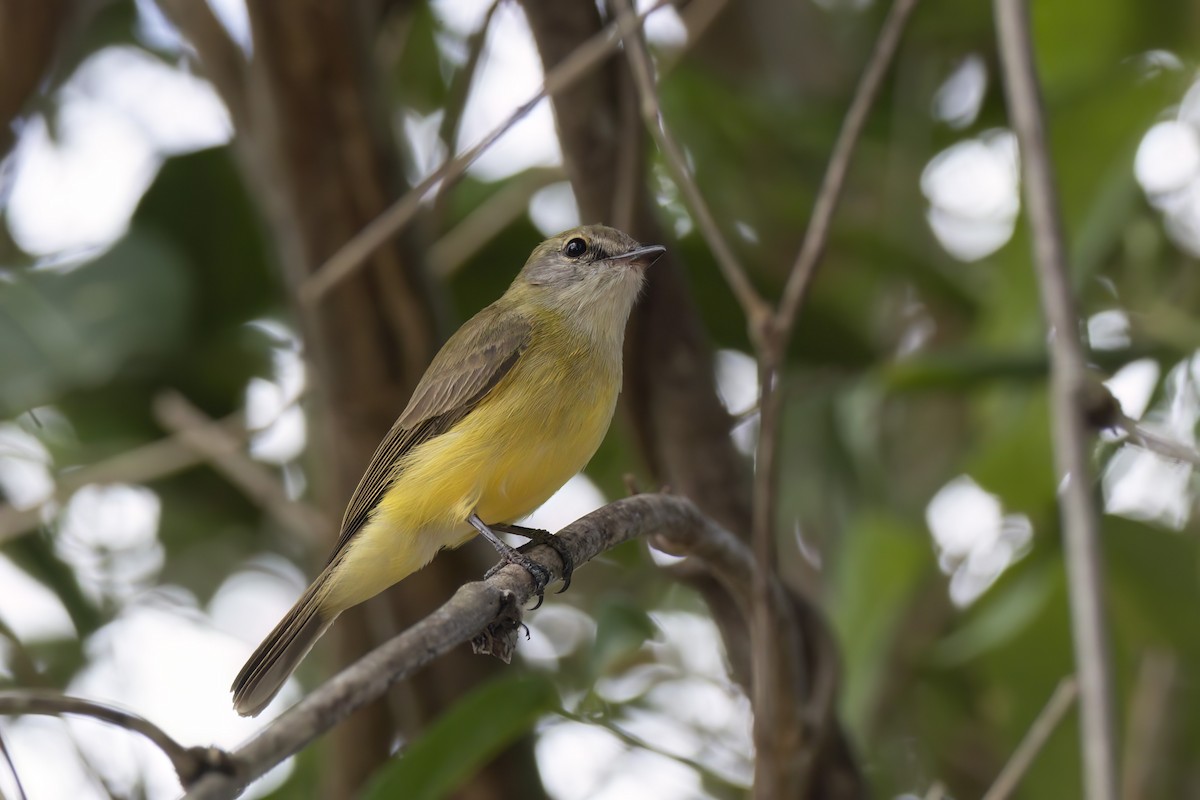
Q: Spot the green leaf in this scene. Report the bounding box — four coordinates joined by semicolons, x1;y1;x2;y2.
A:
928;560;1058;667
360;673;558;800
828;511;932;738
591;598;657;677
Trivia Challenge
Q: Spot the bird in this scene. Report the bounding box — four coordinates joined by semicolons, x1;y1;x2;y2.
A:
231;224;665;716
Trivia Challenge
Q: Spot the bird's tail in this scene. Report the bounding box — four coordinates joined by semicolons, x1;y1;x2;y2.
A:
231;570;337;717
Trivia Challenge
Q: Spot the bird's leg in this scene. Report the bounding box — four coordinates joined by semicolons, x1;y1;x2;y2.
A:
491;524;574;593
469;513;551;609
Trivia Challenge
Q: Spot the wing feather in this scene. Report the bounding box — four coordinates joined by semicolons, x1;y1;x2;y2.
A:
328;305;531;560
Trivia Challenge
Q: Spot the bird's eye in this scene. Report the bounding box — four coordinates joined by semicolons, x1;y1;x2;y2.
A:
564;238;587;258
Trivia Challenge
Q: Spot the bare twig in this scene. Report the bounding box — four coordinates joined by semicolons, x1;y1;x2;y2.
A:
1113;413;1200;468
430;0;505;230
775;0;921;344
0;414;245;546
994;2;1119;797
298;0;674;305
430;166;565;279
554;710;742;790
435;0;503;160
981;677;1079;800
184;493;804;800
152;391;328;545
155;0;249;130
729;2;920;793
613;0;770;336
1121;650;1177;800
0;723;28;800
0;691;234;789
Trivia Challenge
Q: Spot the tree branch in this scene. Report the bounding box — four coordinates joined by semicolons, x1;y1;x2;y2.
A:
430;166;566;279
1113;412;1200;468
614;0;770;337
155;0;249;130
297;0;675;305
0;413;245;546
0;691;234;789
0;722;27;800
993;2;1119;798
774;0;921;344
152;391;328;546
181;494;802;800
981;676;1079;800
1121;650;1177;800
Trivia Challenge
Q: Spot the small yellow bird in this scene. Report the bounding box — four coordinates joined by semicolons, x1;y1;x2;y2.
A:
232;225;664;716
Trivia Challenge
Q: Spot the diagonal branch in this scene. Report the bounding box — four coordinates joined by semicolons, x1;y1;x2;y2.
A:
0;691;234;789
0;723;27;800
152;391;329;546
182;494;806;800
0;413;245;546
993;1;1119;798
298;0;675;305
1112;412;1200;468
155;0;249;130
774;0;922;344
614;0;771;337
981;677;1079;800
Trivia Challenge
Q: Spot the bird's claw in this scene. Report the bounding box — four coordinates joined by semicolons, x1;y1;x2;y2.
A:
485;548;551;609
494;525;574;593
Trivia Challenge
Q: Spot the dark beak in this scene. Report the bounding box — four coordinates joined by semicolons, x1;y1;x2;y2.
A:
609;244;666;269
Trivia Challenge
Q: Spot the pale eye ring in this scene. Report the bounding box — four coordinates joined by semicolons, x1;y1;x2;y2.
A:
564;238;587;258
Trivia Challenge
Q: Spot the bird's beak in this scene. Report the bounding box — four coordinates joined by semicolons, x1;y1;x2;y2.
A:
609;244;666;270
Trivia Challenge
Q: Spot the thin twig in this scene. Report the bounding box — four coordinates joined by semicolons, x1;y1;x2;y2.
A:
1113;413;1200;468
298;0;675;305
613;0;771;336
0;691;234;789
155;0;249;130
742;3;922;793
994;2;1119;798
775;0;921;344
1121;650;1177;800
555;710;742;790
430;167;565;279
747;361;788;800
981;676;1079;800
184;493;804;800
0;723;28;800
435;0;503;161
430;0;505;230
152;391;328;545
730;401;760;427
0;414;245;546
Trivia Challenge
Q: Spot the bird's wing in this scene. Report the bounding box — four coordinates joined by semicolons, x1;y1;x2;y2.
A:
329;305;532;560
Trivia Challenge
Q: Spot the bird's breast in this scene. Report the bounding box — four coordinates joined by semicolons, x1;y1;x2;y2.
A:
471;328;621;524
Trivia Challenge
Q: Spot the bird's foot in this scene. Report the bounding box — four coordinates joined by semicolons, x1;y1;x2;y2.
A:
470;514;551;608
492;524;574;593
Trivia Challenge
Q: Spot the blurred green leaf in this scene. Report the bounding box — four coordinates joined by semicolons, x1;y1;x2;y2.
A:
929;560;1058;666
591;598;657;677
360;673;558;800
828;511;932;737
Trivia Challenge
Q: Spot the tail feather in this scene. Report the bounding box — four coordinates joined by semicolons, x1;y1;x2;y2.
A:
232;575;336;717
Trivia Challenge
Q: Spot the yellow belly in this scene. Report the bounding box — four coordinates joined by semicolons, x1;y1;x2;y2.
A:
323;326;620;612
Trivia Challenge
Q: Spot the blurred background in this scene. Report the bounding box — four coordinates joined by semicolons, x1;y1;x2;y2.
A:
2;0;1200;797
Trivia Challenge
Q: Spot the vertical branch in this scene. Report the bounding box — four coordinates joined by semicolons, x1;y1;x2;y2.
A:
750;0;920;793
993;2;1119;799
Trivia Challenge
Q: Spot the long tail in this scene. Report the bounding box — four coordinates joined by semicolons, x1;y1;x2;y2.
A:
231;569;337;717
